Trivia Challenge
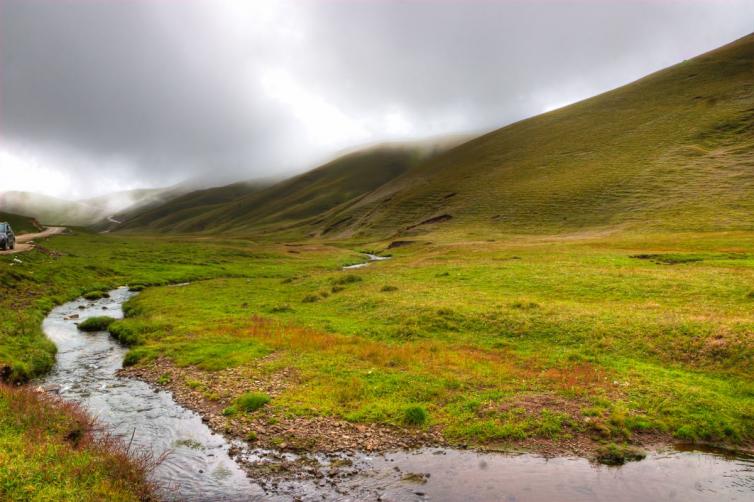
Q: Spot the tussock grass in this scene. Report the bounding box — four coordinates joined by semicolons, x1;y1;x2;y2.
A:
77;316;116;332
403;405;429;426
235;392;271;413
82;290;109;300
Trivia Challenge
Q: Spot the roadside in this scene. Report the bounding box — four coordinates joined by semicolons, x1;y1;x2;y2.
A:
0;226;66;255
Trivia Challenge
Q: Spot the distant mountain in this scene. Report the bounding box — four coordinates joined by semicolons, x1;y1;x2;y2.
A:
115;138;464;235
0;185;192;227
306;32;754;238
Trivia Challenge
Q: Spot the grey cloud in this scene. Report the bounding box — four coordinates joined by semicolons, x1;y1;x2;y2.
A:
1;0;753;197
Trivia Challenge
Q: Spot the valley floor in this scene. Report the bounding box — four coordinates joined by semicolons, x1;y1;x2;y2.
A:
1;228;753;498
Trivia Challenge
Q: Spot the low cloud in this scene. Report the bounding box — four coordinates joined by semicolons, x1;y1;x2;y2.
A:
2;0;753;198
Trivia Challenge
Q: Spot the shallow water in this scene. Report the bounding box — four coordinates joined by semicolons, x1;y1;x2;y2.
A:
41;287;260;501
342;253;391;269
40;287;754;501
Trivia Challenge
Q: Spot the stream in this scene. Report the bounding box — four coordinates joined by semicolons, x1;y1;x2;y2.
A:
342;253;391;270
39;287;754;501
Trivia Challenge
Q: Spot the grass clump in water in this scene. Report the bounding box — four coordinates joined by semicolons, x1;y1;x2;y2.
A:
594;443;647;465
83;290;109;300
77;316;117;332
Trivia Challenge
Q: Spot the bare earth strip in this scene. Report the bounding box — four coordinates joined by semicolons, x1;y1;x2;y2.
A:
0;226;66;255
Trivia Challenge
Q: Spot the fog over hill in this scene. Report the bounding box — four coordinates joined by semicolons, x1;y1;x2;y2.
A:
2;0;753;199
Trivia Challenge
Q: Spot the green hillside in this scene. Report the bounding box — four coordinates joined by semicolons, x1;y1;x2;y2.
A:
0;212;41;234
104;180;270;232
118;144;442;235
311;33;754;238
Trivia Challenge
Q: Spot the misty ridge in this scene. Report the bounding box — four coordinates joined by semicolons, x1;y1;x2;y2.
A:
2;0;753;202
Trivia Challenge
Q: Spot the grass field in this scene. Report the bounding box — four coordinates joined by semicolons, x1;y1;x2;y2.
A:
0;230;316;500
4;230;749;452
112;230;754;449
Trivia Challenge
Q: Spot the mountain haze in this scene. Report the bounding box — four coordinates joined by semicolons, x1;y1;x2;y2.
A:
113;34;754;240
0;186;190;227
115;141;460;235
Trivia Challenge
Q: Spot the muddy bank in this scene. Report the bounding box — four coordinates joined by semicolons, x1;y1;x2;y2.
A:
121;357;442;453
121;360;754;502
121;356;749;462
42;287;754;501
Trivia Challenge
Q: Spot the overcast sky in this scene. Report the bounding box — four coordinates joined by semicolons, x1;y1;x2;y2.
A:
1;0;753;199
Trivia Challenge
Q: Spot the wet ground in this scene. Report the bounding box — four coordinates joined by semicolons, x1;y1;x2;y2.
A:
342;253;391;270
40;287;754;501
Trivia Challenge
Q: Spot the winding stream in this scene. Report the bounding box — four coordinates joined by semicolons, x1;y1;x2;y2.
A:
39;287;754;501
40;287;259;501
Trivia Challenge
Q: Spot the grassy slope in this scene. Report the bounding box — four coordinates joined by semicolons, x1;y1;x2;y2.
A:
118;144;441;236
313;33;754;238
0;212;41;235
0;385;155;501
0;228;752;500
0;232;325;499
101;231;754;447
113;180;271;232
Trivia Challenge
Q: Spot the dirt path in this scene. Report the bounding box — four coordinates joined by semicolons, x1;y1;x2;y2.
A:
0;226;66;255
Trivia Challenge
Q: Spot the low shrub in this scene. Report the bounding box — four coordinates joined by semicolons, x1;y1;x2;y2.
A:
331;285;345;293
302;295;319;303
77;316;116;332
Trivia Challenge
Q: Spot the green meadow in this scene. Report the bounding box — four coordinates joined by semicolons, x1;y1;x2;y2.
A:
2;230;752;459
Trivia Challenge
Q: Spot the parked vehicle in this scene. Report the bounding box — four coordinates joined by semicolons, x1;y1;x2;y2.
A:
0;222;16;250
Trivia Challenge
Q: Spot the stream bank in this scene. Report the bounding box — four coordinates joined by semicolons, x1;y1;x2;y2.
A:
39;287;754;501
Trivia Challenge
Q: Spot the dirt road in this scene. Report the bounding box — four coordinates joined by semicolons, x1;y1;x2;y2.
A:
0;227;66;255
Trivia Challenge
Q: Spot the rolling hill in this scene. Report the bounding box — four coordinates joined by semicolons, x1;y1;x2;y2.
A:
116;33;754;240
115;140;461;234
312;33;754;238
